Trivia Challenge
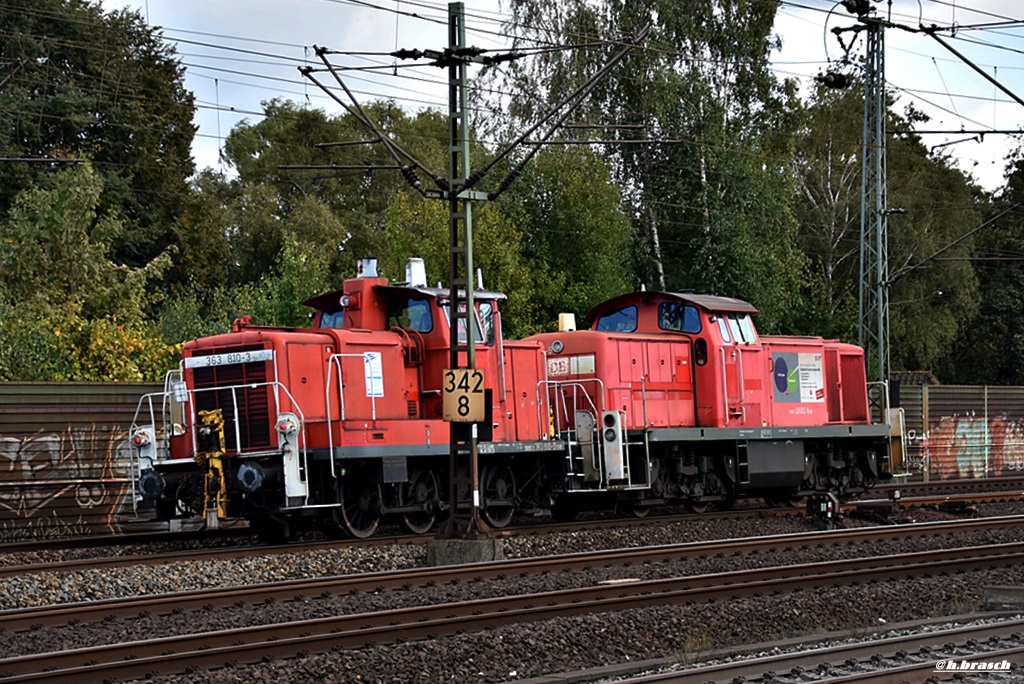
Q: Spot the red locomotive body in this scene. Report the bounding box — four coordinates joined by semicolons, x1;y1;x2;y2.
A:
132;259;893;538
526;291;887;514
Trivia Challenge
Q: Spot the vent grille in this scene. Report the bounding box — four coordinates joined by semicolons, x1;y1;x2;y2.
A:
191;345;272;451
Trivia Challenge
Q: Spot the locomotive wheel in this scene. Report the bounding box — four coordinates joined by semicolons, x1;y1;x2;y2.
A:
401;469;439;535
716;496;737;511
481;464;516;528
620;501;650;518
340;478;380;538
684;500;711;514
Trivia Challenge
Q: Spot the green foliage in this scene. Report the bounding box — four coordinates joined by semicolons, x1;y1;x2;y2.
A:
0;0;195;267
0;162;176;381
0;301;177;382
937;144;1024;384
793;83;982;366
220;100;449;270
502;146;634;332
485;0;806;333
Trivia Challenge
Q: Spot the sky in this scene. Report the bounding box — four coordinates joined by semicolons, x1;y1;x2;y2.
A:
98;0;1024;192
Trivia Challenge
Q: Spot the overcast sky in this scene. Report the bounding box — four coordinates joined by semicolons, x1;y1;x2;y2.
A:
98;0;1023;192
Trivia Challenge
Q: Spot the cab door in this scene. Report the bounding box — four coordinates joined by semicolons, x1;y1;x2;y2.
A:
718;315;762;426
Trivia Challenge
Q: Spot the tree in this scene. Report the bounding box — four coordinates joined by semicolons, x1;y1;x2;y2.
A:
0;162;175;381
0;0;195;266
790;84;863;340
220;99;449;271
481;0;806;331
793;85;981;367
936;144;1024;384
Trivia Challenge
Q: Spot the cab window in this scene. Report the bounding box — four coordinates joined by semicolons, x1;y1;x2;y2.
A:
737;315;757;343
478;301;496;345
442;302;484;344
596;305;637;333
388;298;433;333
724;314;757;344
717;317;732;343
319;308;345;329
658;302;701;333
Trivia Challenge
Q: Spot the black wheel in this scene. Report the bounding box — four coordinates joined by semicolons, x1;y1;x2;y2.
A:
716;496;737;511
481;464;516;528
340;477;380;538
620;501;651;518
401;469;438;535
685;500;711;514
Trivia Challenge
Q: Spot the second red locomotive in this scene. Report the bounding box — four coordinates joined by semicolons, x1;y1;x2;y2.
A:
131;258;894;539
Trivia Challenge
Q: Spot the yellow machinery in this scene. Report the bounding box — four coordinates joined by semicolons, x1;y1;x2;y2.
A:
195;409;228;527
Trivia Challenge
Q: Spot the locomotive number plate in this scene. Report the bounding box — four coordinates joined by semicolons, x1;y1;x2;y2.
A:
184;349;274;368
442;368;485;422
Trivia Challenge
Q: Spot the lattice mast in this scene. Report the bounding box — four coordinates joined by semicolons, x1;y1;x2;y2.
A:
857;16;889;387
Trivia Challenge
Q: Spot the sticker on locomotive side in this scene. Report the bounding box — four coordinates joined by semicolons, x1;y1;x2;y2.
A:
364;352;384;397
184;349;274;368
772;352;824;403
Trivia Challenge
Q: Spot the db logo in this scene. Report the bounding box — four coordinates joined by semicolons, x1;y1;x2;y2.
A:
548;358;570;377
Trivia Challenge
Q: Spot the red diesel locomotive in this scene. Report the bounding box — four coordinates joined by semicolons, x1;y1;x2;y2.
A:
131;258;894;539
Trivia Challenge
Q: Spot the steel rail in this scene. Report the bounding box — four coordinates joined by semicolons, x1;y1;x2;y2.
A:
1;542;1023;682
4;486;1022;580
2;516;1023;633
597;621;1024;683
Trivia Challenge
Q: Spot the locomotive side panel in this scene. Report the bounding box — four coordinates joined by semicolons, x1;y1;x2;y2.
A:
762;338;831;427
503;340;547;442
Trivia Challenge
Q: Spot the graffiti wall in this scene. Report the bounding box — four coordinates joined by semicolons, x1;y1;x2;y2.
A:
899;385;1024;481
0;382;160;540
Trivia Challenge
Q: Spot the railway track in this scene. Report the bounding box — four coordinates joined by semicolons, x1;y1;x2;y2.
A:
5;488;1022;579
3;475;1019;558
2;516;1022;633
0;506;798;579
584;617;1024;683
2;520;1024;682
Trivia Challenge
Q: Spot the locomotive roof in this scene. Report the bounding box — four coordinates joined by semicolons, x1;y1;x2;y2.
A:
584;291;758;325
302;284;507;310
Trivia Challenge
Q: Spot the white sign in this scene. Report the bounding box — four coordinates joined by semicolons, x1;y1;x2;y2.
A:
184;349;274;368
364;352;384;397
798;353;825;403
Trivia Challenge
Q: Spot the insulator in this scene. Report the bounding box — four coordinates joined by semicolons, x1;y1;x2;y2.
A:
816;72;850;89
489;169;520;200
400;165;423;191
841;0;870;15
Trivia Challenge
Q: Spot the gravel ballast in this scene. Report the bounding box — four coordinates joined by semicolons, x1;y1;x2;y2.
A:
1;503;1022;682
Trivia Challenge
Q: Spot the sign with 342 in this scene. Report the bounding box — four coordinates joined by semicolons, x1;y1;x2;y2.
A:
442;368;485;422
